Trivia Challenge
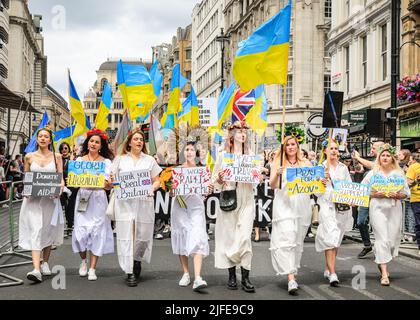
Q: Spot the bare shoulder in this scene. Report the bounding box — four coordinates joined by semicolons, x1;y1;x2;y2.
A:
55;153;62;160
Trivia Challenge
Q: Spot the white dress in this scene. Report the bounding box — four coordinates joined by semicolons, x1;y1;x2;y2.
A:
171;194;209;257
362;169;410;264
270;174;312;276
112;153;162;274
72;158;114;257
315;162;354;252
19;160;64;251
212;151;256;271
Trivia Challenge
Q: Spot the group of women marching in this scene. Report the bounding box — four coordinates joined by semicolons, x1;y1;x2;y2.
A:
18;121;410;295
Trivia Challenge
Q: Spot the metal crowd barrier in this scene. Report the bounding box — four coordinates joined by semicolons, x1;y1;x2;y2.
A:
0;180;31;287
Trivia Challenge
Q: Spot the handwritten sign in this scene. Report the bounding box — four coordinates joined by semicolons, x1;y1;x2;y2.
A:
332;181;370;207
286;166;325;195
370;174;405;195
67;160;106;188
23;172;62;197
114;169;152;200
222;153;263;184
172;166;211;196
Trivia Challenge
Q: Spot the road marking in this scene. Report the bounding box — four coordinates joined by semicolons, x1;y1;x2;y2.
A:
390;284;420;300
299;285;327;300
341;284;383;300
318;284;345;300
336;256;353;261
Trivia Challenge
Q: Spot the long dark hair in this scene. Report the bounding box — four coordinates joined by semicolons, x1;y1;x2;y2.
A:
81;133;114;160
179;141;202;166
36;127;58;173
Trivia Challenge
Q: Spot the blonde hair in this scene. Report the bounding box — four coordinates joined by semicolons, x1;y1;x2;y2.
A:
374;144;401;173
273;136;306;170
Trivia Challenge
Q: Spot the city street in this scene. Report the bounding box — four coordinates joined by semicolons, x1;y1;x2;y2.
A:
1;233;420;300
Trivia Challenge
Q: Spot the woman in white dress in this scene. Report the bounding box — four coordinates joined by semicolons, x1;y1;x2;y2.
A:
111;129;162;287
171;142;210;292
19;127;64;283
361;144;410;286
315;140;353;287
212;121;256;293
269;136;312;295
72;129;114;281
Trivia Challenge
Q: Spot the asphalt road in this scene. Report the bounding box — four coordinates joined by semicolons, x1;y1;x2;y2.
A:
1;233;420;300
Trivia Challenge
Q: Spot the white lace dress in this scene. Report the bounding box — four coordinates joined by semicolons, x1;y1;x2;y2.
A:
19;160;64;250
71;158;114;256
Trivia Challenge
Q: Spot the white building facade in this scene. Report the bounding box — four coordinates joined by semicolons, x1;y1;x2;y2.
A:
192;0;224;98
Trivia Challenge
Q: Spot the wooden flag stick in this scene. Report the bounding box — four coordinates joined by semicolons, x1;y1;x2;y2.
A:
279;84;287;189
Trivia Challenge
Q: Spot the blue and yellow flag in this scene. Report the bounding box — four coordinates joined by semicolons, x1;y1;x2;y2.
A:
149;60;163;97
25;111;49;153
245;85;268;136
216;81;237;129
69;73;90;135
53;124;76;149
95;81;112;131
178;86;199;127
232;1;291;91
117;60;157;120
167;64;182;121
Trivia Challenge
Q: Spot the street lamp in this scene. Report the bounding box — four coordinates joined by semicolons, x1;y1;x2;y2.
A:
215;28;230;92
27;89;34;139
390;0;400;147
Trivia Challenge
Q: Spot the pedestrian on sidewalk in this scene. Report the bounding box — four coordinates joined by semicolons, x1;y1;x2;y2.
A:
352;141;384;258
269;135;312;295
362;144;410;286
170;141;210;292
19;126;65;283
72;129;115;281
406;152;420;255
315;140;354;287
211;121;256;293
111;129;162;287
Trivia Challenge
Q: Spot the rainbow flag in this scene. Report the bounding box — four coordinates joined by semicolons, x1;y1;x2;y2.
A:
232;1;291;91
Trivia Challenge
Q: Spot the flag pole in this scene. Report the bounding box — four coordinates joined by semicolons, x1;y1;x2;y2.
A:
279;84;287;189
67;68;75;150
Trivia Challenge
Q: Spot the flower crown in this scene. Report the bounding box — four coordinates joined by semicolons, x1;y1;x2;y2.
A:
36;124;55;140
227;120;250;130
378;143;396;156
284;126;305;144
87;128;109;141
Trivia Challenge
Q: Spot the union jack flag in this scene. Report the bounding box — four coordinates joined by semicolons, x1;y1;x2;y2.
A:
231;89;255;122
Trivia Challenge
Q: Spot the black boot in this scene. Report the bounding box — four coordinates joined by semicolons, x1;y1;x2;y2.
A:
227;267;238;290
241;267;255;293
125;274;137;287
133;260;142;280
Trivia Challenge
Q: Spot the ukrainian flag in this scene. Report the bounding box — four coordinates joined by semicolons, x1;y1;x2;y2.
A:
178;86;199;127
117;60;157;120
216;81;237;129
160;108;175;129
95;81;112;131
149;60;163;97
53;124;76;149
69;73;90;132
232;1;291;91
245;85;268;136
167;64;182;120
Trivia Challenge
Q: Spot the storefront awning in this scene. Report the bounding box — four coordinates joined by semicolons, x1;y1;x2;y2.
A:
0;82;40;113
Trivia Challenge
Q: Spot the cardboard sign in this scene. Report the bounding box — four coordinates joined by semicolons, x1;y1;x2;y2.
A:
332;128;348;152
172;166;211;196
370;174;405;195
67;160;106;188
114;169;152;200
222;153;263;184
23;171;62;197
286;166;325;195
332;181;370;207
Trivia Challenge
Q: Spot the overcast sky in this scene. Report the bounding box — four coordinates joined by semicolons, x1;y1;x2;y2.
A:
29;0;198;101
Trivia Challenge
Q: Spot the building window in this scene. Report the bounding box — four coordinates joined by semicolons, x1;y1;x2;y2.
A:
280;75;293;106
324;0;331;18
345;46;350;94
186;49;192;60
324;75;331;93
345;0;351;17
361;35;367;88
0;26;8;44
100;78;108;92
186;70;191;80
0;63;8;79
1;0;9;9
381;24;387;81
288;35;293;58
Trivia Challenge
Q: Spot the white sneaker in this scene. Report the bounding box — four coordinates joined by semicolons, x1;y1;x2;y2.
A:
329;273;339;287
27;269;42;283
193;276;207;291
288;280;299;295
88;268;97;281
79;260;88;277
323;270;330;280
154;233;164;240
179;273;191;286
41;262;51;276
307;232;314;238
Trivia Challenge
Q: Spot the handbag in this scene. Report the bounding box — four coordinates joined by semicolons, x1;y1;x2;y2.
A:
105;156;121;221
335;203;350;212
219;188;237;212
